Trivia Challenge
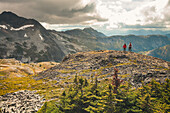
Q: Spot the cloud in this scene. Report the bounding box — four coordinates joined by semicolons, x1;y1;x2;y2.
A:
0;0;106;24
0;0;33;3
95;0;170;30
0;0;169;35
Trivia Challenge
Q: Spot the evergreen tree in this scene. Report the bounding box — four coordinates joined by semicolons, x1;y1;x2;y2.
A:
84;78;88;87
79;77;84;96
74;74;78;85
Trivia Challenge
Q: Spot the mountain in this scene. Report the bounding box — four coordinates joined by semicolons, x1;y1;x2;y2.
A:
48;30;90;55
0;11;107;63
38;50;169;88
146;45;170;61
63;27;106;39
60;28;106;50
0;11;65;62
83;27;106;38
166;34;170;38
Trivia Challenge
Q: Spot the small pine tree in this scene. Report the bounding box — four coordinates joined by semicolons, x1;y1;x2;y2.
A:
74;74;78;85
62;91;66;97
39;102;47;113
95;74;98;89
91;73;94;84
112;68;123;94
79;78;84;96
84;78;88;87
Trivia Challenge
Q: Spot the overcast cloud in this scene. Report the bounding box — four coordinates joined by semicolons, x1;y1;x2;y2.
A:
0;0;169;35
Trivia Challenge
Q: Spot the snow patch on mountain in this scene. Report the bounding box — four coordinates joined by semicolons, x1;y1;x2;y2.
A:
39;34;44;41
10;25;34;31
0;25;8;29
24;33;28;38
0;24;34;31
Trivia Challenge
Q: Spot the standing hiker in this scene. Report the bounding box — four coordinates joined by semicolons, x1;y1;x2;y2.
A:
123;43;127;51
128;42;132;51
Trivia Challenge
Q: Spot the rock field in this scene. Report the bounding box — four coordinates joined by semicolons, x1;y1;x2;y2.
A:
0;90;45;113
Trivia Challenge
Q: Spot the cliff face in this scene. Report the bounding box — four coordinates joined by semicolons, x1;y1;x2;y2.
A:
39;50;169;88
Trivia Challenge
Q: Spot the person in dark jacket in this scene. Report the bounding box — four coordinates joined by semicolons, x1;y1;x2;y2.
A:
128;42;132;51
123;43;127;51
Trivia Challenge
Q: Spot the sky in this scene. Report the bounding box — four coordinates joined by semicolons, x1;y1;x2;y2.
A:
0;0;170;36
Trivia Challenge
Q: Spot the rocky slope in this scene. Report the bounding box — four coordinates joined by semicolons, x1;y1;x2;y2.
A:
0;11;65;62
48;30;90;55
39;50;169;88
0;59;60;112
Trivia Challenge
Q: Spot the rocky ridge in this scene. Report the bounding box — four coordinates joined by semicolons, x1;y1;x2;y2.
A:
39;50;169;88
0;90;45;113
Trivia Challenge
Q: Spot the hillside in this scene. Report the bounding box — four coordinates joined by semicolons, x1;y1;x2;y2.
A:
0;51;169;112
146;45;170;61
39;50;169;88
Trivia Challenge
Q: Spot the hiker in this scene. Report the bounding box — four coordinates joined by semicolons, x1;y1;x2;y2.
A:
123;43;127;51
128;42;132;51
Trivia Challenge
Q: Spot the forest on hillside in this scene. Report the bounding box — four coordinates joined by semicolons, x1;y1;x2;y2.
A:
38;69;170;113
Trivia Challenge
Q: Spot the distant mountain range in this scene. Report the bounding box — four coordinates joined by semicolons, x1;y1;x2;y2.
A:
0;11;169;62
58;29;170;52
